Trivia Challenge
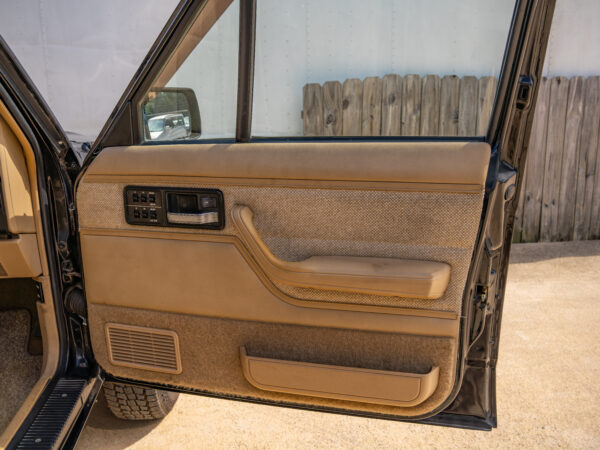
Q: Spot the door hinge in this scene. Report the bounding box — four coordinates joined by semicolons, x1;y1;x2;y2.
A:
61;257;81;284
516;75;534;110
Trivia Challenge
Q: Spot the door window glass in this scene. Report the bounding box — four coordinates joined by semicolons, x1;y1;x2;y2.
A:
140;0;238;142
251;0;516;138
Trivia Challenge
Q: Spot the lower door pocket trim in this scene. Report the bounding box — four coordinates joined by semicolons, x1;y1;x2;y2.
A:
240;347;439;407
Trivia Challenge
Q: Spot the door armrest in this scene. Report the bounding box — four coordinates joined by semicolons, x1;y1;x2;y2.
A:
231;205;450;299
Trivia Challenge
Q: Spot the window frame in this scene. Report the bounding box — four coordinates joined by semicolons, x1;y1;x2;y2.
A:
132;0;240;145
90;0;531;155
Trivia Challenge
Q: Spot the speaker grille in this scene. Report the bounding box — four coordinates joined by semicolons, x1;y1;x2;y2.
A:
106;323;181;374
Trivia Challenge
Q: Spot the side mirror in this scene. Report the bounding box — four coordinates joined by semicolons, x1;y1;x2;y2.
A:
141;87;201;141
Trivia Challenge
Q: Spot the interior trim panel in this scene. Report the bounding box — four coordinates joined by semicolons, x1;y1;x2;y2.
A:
80;232;459;336
0;234;42;278
77;141;490;418
88;302;458;418
0;108;42;278
0;119;36;235
84;142;490;186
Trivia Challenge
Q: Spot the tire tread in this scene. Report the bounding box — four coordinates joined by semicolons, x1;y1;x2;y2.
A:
103;382;178;420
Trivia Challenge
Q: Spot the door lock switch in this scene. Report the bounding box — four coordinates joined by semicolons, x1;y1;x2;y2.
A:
201;197;217;208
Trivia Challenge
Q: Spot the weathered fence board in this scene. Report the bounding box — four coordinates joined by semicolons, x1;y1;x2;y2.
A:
540;76;569;242
342;78;362;136
401;74;421;136
303;83;324;136
381;74;402;136
361;77;382;136
323;81;343;136
440;75;459;136
476;77;497;136
522;77;550;243
458;76;478;136
588;77;600;239
420;75;440;135
574;76;600;240
302;73;600;243
558;76;584;241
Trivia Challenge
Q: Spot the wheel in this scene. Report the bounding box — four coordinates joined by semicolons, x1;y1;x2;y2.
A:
103;381;179;420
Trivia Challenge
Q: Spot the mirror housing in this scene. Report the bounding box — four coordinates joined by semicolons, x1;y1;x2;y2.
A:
141;87;201;141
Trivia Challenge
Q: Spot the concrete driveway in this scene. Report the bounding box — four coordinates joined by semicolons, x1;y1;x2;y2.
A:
77;241;600;449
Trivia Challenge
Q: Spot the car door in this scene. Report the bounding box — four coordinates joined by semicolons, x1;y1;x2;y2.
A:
75;0;554;430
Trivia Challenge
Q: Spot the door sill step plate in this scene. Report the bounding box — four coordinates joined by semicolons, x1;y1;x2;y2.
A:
14;378;86;450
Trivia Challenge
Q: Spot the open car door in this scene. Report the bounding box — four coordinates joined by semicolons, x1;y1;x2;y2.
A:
70;0;554;434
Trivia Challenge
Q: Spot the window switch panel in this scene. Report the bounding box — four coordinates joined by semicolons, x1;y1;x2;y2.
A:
124;186;224;229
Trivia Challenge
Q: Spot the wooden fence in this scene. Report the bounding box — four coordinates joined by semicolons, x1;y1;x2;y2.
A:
302;75;600;242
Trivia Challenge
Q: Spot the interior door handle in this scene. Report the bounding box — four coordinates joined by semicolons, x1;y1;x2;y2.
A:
166;211;219;225
231;205;451;299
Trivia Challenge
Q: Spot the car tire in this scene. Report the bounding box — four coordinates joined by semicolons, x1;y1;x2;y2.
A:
103;382;179;420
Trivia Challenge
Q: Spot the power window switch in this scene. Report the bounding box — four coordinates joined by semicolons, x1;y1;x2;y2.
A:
149;210;157;220
149;193;156;203
133;209;140;219
141;194;147;203
132;193;139;202
141;210;148;219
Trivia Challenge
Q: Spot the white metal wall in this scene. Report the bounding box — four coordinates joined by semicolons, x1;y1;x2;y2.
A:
0;0;179;139
0;0;597;140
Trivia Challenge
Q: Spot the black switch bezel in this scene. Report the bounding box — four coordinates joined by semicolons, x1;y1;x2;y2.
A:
123;186;225;230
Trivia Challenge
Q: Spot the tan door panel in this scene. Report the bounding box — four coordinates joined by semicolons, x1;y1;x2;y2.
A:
77;141;489;418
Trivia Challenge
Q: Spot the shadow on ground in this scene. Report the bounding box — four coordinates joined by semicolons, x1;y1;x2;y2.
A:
83;393;165;447
510;239;600;264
